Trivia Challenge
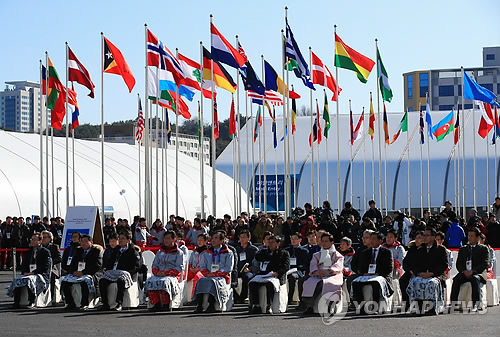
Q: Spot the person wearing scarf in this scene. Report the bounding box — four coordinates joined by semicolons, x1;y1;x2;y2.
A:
187;233;210;296
382;230;406;279
301;233;344;315
339;237;356;278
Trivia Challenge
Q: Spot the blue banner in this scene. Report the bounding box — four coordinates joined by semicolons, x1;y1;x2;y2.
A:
251;174;295;212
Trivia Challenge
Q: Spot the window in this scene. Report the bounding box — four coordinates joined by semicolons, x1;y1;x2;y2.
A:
486;54;495;61
407;75;413;98
408;107;413;112
439;105;454;111
483;83;493;92
439;85;454;97
458;85;462;96
419;73;429;97
464;104;473;109
497;83;500;94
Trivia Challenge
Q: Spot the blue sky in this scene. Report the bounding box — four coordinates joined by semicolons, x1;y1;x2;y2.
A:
1;0;499;125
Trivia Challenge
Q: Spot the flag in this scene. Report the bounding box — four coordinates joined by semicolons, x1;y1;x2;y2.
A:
263;60;301;98
210;23;247;69
464;72;499;106
103;36;135;92
248;90;283;106
309;101;322;146
240;60;265;95
147;29;184;84
67;85;79;131
136;96;145;142
419;108;425;145
203;47;236;93
351;109;364;145
492;106;500;144
323;91;330;137
253;106;262;142
478;102;495;138
272;107;277;149
454;106;460;145
229;96;236;138
291;95;297;134
213;98;219;140
334;33;375;83
383;103;390;145
311;51;340;101
147;67;191;119
166;110;172;144
376;47;392;102
425;96;433;139
68;47;95;98
41;64;47;96
390;111;408;144
178;53;212;99
432;110;454;141
197;101;202;145
368;96;375;140
285;18;314;90
154;67;195;101
47;57;66;130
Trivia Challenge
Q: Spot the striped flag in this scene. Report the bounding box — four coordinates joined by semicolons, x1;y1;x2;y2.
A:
335;33;375;83
323;91;330;137
254;106;262;142
368;95;375;139
248;90;283;106
285;18;314;90
376;47;392;102
291;95;297;134
136;96;145;142
390;111;408;144
383;103;390;145
419;107;425;145
214;97;219;140
211;23;247;69
68;46;95;98
351;108;364;145
454;106;460;145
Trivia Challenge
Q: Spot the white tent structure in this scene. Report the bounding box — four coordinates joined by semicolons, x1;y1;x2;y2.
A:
0;130;244;221
218;108;496;215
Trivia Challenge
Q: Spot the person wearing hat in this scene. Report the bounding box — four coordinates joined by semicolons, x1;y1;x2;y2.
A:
442;201;457;221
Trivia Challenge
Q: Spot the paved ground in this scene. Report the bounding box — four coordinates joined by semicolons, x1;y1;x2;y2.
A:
0;271;498;337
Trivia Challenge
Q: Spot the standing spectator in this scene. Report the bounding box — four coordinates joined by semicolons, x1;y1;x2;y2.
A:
486;213;500;248
442;200;457;220
446;218;466;248
340;201;361;223
186;218;208;244
1;216;16;270
491;197;500;220
30;216;46;235
14;216;31;266
252;216;274;244
393;211;413;247
362;200;383;228
134;217;152;248
300;216;317;242
102;218;117;247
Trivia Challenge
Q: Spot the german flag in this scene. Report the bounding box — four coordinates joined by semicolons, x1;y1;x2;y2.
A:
202;47;236;93
335;33;375;83
103;36;135;92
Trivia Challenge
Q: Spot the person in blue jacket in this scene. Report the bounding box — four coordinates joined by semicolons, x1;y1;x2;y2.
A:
445;218;466;248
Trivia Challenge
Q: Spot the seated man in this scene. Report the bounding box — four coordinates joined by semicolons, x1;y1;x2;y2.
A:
8;233;52;309
285;232;309;305
61;231;81;276
451;227;489;311
382;230;406;279
102;233;119;272
61;235;102;311
187;233;210;297
346;230;373;302
351;232;394;311
144;230;185;311
248;235;290;314
235;230;258;303
339;237;355;278
98;230;141;311
41;230;62;305
406;227;448;315
193;231;234;313
302;233;344;315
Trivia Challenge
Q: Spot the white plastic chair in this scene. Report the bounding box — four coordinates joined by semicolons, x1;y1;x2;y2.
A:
18;286;51;308
69;283;99;308
107;280;140;309
142;250;156;279
361;284;393;313
250;282;288;314
457;282;487;309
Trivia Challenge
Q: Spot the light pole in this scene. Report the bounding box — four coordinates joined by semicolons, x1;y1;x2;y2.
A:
120;189;131;221
56;187;62;216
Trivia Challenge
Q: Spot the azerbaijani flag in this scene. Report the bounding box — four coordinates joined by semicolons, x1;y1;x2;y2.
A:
432;110;454;142
335;33;375;83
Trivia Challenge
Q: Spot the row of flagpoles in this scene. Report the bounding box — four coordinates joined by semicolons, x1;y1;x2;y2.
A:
37;7;499;223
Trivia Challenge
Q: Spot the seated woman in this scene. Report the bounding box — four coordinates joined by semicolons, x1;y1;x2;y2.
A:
187;233;210;296
144;230;185;311
382;230;406;279
406;227;448;315
479;233;496;280
302;233;344;315
8;233;52;309
193;231;234;313
339;237;355;278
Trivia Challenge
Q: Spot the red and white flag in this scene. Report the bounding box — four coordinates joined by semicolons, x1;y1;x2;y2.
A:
351;110;365;144
311;51;341;101
136;96;145;142
147;29;184;84
478;101;494;138
68;47;95;98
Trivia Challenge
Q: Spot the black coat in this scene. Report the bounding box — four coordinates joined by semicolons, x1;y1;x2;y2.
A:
21;246;52;281
362;208;383;227
402;245;418;273
285;245;310;274
255;248;290;285
69;246;103;276
102;246;119;271
42;243;62;277
235;243;258;273
413;242;449;281
456;243;489;282
61;242;80;274
112;244;141;278
350;245;368;275
357;246;393;284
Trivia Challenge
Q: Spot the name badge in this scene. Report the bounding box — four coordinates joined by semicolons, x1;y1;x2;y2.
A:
290;257;297;266
239;252;247;261
368;263;377;274
67;256;73;266
57;230;62;236
372;218;377;224
29;264;36;273
466;260;472;271
260;261;269;272
78;262;86;272
6;233;11;239
211;264;219;273
113;261;118;270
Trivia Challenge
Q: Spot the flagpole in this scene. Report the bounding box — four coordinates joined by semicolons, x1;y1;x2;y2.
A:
281;27;289;216
425;92;431;212
472;72;478;210
274;108;279;213
144;24;150;221
39;59;44;217
236;36;242;216
65;42;70;212
384;105;388;215
100;33;105;226
251;98;256;214
175;49;180;217
370;93;375;202
51;127;54;217
260;56;268;213
349;100;353;204
453;128;458;214
317;99;321;208
138;95;142;215
209;15;217;218
375;39;385;215
165;107;169;218
258;107;262;211
200;42;205;219
457;109;461;217
149;102;153;220
461;67;466;217
486;130;490;209
363;107;367;215
407;109;411;215
495;106;498;197
232;103;237;218
245;81;250;214
293;94;297;211
156;76;160;220
334;25;341;214
45;53;51;217
308;48;314;207
325;89;330;203
419;104;424;217
72;129;75;206
161;105;165;223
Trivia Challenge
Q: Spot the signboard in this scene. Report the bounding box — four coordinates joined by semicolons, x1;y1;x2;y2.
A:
61;206;104;248
252;175;295;212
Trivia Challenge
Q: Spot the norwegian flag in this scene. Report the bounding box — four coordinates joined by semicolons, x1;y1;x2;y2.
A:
136;96;145;142
147;29;184;84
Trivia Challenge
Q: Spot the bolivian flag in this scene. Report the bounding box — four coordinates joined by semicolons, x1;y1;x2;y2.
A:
335;33;375;83
202;47;236;93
